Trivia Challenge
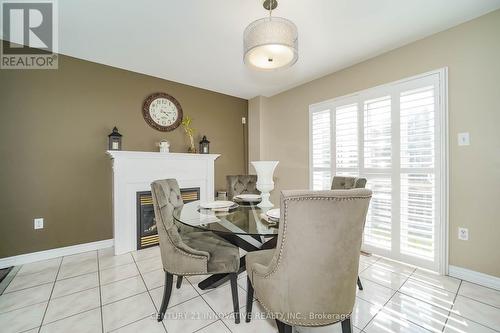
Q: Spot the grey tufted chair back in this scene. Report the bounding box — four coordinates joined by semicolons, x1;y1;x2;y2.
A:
247;189;372;326
226;175;259;200
151;179;210;275
331;176;367;190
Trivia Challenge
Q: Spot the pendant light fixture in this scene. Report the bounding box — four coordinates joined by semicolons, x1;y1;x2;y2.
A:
243;0;298;70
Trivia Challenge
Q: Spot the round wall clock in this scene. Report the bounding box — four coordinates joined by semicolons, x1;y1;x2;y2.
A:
142;92;183;132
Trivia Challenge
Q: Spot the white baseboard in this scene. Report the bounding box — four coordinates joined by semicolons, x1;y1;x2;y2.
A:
0;239;114;269
449;265;500;291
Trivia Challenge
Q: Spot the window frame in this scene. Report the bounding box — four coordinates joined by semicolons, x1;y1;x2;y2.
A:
308;68;448;274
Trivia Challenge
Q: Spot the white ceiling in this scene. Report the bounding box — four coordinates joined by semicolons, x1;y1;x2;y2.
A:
59;0;500;99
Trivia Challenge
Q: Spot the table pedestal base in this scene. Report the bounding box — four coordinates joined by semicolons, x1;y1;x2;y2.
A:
198;234;278;290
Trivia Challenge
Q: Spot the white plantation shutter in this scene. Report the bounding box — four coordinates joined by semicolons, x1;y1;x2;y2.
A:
311;109;331;190
335;104;358;170
364;96;392;168
401;174;435;258
400;86;435;169
400;85;436;260
310;70;446;271
364;177;392;249
362;95;393;250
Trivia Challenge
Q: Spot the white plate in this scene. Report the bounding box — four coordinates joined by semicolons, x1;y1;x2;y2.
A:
199;201;235;209
266;208;280;220
234;194;261;202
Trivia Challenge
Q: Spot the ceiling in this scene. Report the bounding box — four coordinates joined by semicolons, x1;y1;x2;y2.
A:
58;0;500;99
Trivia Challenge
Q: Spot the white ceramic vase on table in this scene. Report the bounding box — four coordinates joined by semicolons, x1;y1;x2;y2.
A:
251;161;279;208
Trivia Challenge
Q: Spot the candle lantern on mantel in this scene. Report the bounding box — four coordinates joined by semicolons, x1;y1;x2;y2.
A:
199;135;210;154
108;127;122;151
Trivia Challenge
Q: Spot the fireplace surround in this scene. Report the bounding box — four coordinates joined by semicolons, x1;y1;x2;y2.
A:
107;151;219;255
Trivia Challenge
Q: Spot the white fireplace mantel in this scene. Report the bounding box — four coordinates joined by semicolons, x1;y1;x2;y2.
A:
107;150;220;255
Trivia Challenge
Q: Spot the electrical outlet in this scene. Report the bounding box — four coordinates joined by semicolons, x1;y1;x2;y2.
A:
241;117;246;124
34;218;44;230
458;227;469;241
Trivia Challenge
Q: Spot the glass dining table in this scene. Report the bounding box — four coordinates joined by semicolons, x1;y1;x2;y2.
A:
173;200;279;290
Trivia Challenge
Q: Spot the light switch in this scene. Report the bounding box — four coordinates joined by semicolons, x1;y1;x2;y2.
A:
34;218;44;229
457;132;470;146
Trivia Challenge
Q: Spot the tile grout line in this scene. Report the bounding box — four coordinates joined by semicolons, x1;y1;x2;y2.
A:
441;279;462;333
100;271;142;288
36;307;102;328
198;293;232;333
462;280;500;293
357;266;413;331
97;276;198;313
191;319;226;333
99;260;138;272
50;269;97;284
37;256;63;333
34;282;146;318
0;300;50;316
48;283;98;301
357;286;397;331
131;251;168;333
94;289;151;309
106;314;156;333
27;262;103;327
98;248;168;332
96;250;105;333
36;252;144;287
150;284;203;310
399;267;450;324
395;287;455;313
359;267;413;292
440;279;500;333
8;251;499;333
362;266;465;333
13;257;102;327
454;292;500;311
115;256;500;331
393;269;459;333
1;282;48;296
186;276;233;332
2;273;58;295
0;266;21;295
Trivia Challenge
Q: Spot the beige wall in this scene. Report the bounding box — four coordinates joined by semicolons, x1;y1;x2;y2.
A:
255;10;500;277
0;54;247;258
248;96;268;172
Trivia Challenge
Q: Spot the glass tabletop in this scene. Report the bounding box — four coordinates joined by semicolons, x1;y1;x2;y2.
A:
173;200;279;236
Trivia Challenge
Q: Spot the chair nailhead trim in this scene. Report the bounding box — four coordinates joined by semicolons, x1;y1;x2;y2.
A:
152;184;209;275
166;270;208;275
254;295;351;326
250;194;369;326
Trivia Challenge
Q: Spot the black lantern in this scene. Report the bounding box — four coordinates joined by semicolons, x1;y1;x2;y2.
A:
108;127;122;150
199;135;210;154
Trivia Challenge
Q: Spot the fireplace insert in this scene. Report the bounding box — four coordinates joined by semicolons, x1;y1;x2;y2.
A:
136;187;200;249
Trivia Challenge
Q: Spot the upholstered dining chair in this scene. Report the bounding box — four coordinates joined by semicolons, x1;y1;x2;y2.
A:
331;176;367;190
245;189;372;333
226;175;259;200
331;175;368;291
151;179;241;323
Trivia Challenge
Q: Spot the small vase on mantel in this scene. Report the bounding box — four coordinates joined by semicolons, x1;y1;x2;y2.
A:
251;161;279;208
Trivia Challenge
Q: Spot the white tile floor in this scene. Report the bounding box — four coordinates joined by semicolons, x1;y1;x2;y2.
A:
1;246;500;333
